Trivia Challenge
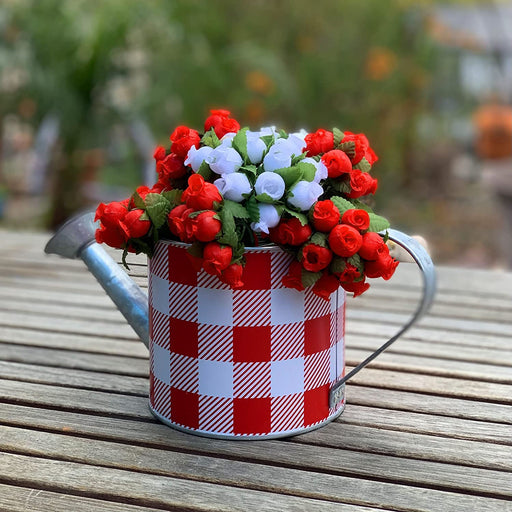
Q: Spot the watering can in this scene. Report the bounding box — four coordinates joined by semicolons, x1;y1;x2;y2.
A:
45;212;435;439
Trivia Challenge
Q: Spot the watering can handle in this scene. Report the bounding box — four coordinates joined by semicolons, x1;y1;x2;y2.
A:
328;229;436;408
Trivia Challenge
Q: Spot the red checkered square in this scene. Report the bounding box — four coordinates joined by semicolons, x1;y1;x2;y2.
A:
170;318;198;358
233;289;271;326
271;393;304;433
304;384;330;427
233;326;271;362
304;350;331;390
239;251;271;289
270;323;304;360
170;387;199;429
168;244;198;286
150;307;170;349
234;362;271;398
199;396;233;434
233;397;271;435
198;324;233;361
304;316;331;355
170;353;199;392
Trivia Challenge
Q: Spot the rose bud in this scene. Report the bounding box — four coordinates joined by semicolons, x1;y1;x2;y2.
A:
157;153;188;181
95;200;128;228
204;109;240;139
281;260;305;291
341;209;370;232
346;169;378;199
336;262;361;283
182;174;222;211
321;149;352;178
269;217;312;246
364;252;399;280
168;204;195;242
340;278;370;297
153;145;166;161
328;224;363;257
311;200;340;232
250;203;281;233
95;223;129;249
246;131;267;164
358;232;387;261
304;129;334;156
262;140;294;171
185;145;214;172
287;180;324;212
341;131;370;165
254;171;286;201
312;272;340;300
220;263;244;288
123;209;151;239
194;211;222;242
169;125;201;158
202;242;233;276
207;146;243;175
303;157;328;183
214;172;252;203
301;243;333;272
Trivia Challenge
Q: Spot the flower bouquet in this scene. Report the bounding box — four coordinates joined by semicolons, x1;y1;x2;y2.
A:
95;109;398;299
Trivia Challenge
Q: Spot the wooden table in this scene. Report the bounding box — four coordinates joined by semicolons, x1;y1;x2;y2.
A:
1;229;511;511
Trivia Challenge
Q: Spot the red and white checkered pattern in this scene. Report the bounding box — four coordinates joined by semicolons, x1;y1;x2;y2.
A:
148;240;345;438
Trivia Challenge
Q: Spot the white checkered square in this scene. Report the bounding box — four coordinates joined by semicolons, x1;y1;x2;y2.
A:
150;274;169;315
234;362;271;398
169;282;198;322
271;358;305;397
170;353;199;392
199;396;233;434
198;324;233;361
197;288;233;326
233;290;271;326
270;322;304;360
198;360;234;398
152;342;171;385
271;288;304;325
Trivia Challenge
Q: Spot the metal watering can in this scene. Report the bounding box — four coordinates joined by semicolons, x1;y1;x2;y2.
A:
45;212;436;439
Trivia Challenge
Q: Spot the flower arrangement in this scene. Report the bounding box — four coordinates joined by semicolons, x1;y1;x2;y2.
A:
95;109;398;299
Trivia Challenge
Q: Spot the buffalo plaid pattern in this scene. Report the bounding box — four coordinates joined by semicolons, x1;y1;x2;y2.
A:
148;240;345;437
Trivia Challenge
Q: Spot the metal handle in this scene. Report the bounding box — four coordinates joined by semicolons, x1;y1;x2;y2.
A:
329;229;437;408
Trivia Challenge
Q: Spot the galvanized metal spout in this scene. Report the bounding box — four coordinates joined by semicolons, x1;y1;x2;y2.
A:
45;212;149;347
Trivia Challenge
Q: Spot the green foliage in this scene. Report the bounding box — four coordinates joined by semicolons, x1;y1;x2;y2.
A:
368;213;391;232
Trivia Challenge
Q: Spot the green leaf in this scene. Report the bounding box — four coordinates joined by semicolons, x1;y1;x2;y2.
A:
255;192;277;204
217;206;238;247
330;179;351;194
354;157;371;173
278;129;288;139
368;213;390;233
197;160;213;180
131;190;146;210
246;196;260;223
296;161;316;182
330;256;346;274
291;153;306;166
223;199;250;219
144;193;171;229
330;195;354;215
310;232;328;247
139;211;150;222
260;134;275;148
231;241;246;262
201;128;221;148
284;207;308;226
273;166;303;188
241;164;258;176
339;141;355;159
187;242;203;258
162;189;183;208
301;269;322;288
231;127;248;162
347;253;362;269
350;198;373;212
333;127;344;147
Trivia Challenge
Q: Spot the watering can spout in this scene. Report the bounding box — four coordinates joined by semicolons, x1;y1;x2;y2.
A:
45;212;149;347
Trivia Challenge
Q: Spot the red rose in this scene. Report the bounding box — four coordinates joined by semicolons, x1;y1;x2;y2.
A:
311;200;340;232
95;223;129;249
204;109;241;139
366;147;378;165
341;279;370;297
346;170;378;199
341;209;370;232
341;132;370;165
328;224;363;257
301;244;333;272
150;180;168;193
282;261;305;291
168;204;195;242
202;242;233;276
123;209;151;239
359;232;387;260
337;262;361;282
153;145;166;161
128;185;152;209
95;200;128;228
268;217;312;246
194;210;222;242
182;174;222;211
312;272;340;300
220;263;244;288
364;252;399;280
169;126;200;158
321;150;352;178
304;129;334;156
157;153;188;182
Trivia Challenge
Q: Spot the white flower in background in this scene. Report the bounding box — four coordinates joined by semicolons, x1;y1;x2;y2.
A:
262;140;292;171
250;203;281;233
303;157;328;183
287;180;324;211
254;171;285;201
185;146;214;172
207;146;243;175
257;126;278;137
286;133;307;155
214;173;252;203
219;132;236;148
246;132;267;164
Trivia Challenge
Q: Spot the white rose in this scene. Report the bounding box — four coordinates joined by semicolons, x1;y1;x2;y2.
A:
257;126;278;137
214;172;252;203
250;204;281;233
185;145;214;172
287;180;324;211
254;171;285;201
246;132;267;164
262;139;297;171
286;133;307;155
219;132;236;148
303;157;328;183
207;146;243;175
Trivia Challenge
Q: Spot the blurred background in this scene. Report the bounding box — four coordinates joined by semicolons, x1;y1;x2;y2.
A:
1;0;511;268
